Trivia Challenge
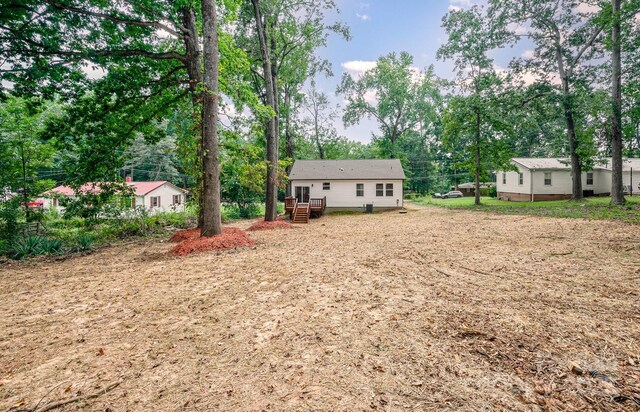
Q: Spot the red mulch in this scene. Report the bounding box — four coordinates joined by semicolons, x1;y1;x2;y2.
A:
169;228;201;243
247;220;293;231
169;227;255;256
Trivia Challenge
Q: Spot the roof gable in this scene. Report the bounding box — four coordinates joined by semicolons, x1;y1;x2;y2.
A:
289;159;406;180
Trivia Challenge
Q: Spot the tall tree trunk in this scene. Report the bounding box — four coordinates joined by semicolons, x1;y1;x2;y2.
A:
555;44;583;200
251;0;278;221
611;0;625;205
563;88;583;200
474;110;481;206
200;0;222;237
181;7;206;228
284;87;295;197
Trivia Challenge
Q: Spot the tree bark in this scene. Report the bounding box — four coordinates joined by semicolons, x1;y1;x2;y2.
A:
474;110;481;206
562;82;583;200
555;41;583;200
200;0;222;237
252;0;279;221
181;7;207;228
611;0;625;205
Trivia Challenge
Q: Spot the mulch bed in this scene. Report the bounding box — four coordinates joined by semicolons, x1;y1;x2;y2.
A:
169;228;201;243
169;227;255;256
247;220;293;231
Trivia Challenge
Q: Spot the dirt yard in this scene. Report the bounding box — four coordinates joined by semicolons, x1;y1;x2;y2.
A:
1;204;640;411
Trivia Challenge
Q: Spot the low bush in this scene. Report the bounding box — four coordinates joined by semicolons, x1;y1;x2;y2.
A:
40;238;63;255
10;236;45;260
75;233;94;251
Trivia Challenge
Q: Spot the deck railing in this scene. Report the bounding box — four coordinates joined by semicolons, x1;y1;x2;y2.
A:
309;196;326;211
285;196;297;211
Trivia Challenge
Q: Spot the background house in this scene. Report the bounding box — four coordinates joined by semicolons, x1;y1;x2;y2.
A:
43;177;187;214
288;159;405;210
452;182;495;197
496;158;640;201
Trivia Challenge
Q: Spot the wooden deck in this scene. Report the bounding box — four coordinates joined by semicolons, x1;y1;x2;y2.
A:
285;196;326;224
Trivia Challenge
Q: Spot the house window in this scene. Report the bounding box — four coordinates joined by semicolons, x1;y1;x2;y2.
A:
502;173;506;185
323;182;330;191
386;183;393;196
356;183;364;197
518;172;524;185
586;172;594;185
173;194;182;205
544;172;552;186
151;196;160;207
376;183;384;196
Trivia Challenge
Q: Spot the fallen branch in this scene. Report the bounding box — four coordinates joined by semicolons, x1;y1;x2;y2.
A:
32;381;121;412
432;267;452;277
460;265;492;277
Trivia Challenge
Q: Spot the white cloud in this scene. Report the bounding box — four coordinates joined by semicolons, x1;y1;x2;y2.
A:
341;60;377;76
448;0;474;11
521;49;535;59
356;13;370;21
507;22;529;36
576;3;600;14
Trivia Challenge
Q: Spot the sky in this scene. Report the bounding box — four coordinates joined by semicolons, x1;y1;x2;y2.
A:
314;0;528;143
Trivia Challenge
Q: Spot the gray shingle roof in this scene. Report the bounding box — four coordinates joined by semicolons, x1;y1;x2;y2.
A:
289;159;406;180
512;157;640;171
512;158;573;170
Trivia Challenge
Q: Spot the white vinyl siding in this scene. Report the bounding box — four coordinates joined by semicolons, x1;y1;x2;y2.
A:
586;172;594;186
290;179;403;208
386;183;393;196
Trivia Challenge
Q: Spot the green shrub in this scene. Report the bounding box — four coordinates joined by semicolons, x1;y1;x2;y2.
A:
11;236;44;259
40;238;64;255
0;199;21;246
75;233;94;251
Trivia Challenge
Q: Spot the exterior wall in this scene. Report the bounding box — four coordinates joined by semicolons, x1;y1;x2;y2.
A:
497;165;614;201
43;184;186;214
144;184;186;214
623;170;640;195
496;164;532;196
290;179;403;208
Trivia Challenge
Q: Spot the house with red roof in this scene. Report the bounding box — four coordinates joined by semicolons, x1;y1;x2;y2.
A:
42;177;188;214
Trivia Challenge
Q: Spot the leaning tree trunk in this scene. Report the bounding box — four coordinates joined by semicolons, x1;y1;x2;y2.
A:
611;0;625;205
251;0;279;222
200;0;222;237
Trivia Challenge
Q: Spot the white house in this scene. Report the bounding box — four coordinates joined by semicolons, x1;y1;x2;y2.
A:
496;158;640;201
43;177;188;214
288;159;405;210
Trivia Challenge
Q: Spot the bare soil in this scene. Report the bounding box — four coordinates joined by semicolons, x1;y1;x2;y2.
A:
1;204;640;411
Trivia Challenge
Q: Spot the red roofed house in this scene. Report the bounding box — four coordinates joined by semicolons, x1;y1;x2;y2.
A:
43;176;187;214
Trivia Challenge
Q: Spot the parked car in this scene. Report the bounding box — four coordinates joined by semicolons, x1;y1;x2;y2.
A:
432;193;442;199
442;190;464;199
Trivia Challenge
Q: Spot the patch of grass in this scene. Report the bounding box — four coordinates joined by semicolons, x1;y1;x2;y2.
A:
413;195;640;224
